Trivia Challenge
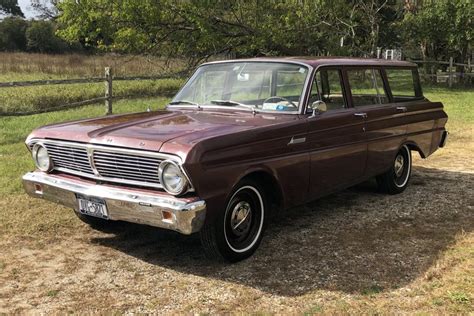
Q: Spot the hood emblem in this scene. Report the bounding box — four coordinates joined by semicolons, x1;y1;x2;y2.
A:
139;142;146;147
106;138;113;143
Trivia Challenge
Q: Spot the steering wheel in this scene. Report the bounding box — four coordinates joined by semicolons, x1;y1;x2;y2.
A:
263;96;298;108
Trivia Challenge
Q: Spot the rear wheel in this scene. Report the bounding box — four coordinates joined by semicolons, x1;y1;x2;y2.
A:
377;145;412;194
200;179;266;262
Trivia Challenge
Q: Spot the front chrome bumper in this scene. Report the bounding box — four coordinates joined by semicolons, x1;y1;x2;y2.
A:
22;172;206;235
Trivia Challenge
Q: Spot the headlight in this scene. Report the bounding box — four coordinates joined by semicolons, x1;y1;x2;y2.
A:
158;160;188;195
32;143;53;172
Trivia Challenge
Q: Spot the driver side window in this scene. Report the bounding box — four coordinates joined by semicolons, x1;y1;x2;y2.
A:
309;69;346;112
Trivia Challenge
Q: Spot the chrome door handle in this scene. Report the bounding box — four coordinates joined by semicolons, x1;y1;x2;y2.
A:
396;106;407;112
288;136;306;145
354;112;367;118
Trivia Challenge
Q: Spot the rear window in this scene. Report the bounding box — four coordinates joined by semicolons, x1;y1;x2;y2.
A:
386;68;423;101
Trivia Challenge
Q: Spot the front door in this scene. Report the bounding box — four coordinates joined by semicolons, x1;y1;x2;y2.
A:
305;68;367;200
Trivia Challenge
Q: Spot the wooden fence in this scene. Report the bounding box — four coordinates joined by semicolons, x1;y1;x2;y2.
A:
0;67;181;117
1;60;471;116
409;58;474;88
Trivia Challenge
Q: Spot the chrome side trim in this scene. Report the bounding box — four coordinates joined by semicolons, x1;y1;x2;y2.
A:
288;136;306;145
396;106;407;112
23;172;206;234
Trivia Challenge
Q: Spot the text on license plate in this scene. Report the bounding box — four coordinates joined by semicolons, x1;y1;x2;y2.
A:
76;194;108;219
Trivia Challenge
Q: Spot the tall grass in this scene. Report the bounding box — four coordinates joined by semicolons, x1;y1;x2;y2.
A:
0;52;185;78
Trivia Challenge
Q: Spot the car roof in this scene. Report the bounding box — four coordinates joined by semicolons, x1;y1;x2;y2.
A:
202;56;416;68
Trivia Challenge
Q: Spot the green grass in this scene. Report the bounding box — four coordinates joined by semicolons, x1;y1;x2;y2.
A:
424;86;474;125
448;291;470;304
45;289;60;298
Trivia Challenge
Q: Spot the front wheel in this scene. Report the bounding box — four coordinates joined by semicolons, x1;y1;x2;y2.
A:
200;179;266;262
377;145;412;194
74;210;122;233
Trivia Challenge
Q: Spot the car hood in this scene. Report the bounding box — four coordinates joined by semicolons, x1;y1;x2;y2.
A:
27;109;298;154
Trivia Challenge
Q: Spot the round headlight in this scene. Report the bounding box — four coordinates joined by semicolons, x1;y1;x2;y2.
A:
158;160;188;195
32;143;53;172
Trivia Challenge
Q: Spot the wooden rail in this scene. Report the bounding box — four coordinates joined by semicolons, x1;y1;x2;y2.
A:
0;74;180;88
1;97;107;117
0;77;104;88
409;57;473;88
410;59;473;68
0;68;182;117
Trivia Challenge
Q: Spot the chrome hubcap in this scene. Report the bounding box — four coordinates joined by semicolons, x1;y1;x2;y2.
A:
394;154;405;177
230;201;252;236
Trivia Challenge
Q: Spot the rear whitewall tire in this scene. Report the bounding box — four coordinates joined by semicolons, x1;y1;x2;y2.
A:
377;145;412;194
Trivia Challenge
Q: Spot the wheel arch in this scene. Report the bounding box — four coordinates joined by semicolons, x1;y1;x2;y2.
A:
236;168;284;215
404;141;427;158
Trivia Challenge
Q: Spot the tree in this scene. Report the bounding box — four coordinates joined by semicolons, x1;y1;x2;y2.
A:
0;0;24;17
0;17;28;51
356;0;389;56
54;0;472;65
55;0;361;66
401;0;473;63
26;20;68;53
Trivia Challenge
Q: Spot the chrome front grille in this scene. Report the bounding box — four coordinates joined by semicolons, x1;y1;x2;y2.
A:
93;150;161;185
43;143;94;175
28;140;179;189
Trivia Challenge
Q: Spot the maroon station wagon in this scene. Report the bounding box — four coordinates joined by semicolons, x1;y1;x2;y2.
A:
23;57;448;262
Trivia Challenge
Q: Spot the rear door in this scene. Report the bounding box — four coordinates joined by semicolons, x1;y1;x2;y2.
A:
305;67;367;200
345;68;407;177
386;67;447;157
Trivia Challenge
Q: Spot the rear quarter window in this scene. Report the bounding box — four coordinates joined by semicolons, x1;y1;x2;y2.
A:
386;68;423;102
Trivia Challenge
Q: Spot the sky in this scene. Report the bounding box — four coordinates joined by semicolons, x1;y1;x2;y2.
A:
18;0;42;19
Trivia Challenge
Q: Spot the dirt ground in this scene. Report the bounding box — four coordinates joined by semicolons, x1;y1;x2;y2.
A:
0;142;473;314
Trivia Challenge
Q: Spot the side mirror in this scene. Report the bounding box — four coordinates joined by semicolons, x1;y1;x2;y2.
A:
310;100;327;117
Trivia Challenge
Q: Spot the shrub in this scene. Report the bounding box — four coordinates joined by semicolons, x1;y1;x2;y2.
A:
26;20;68;53
0;17;28;51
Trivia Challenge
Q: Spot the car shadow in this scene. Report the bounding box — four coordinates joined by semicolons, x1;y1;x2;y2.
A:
90;166;474;297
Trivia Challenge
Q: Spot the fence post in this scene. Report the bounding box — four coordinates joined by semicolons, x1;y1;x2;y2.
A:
105;67;113;115
448;57;453;88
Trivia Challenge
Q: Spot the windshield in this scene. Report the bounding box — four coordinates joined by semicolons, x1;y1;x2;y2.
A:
171;62;309;113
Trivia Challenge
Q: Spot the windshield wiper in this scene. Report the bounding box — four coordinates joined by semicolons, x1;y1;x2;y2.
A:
210;100;256;110
169;100;199;106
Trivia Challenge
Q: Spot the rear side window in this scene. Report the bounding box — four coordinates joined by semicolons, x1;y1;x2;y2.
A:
386;68;423;101
347;69;388;107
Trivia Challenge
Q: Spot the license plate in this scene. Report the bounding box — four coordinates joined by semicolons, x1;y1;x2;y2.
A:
76;194;108;219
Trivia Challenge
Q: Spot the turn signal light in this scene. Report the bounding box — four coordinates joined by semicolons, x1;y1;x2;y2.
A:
162;210;174;222
34;183;43;194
